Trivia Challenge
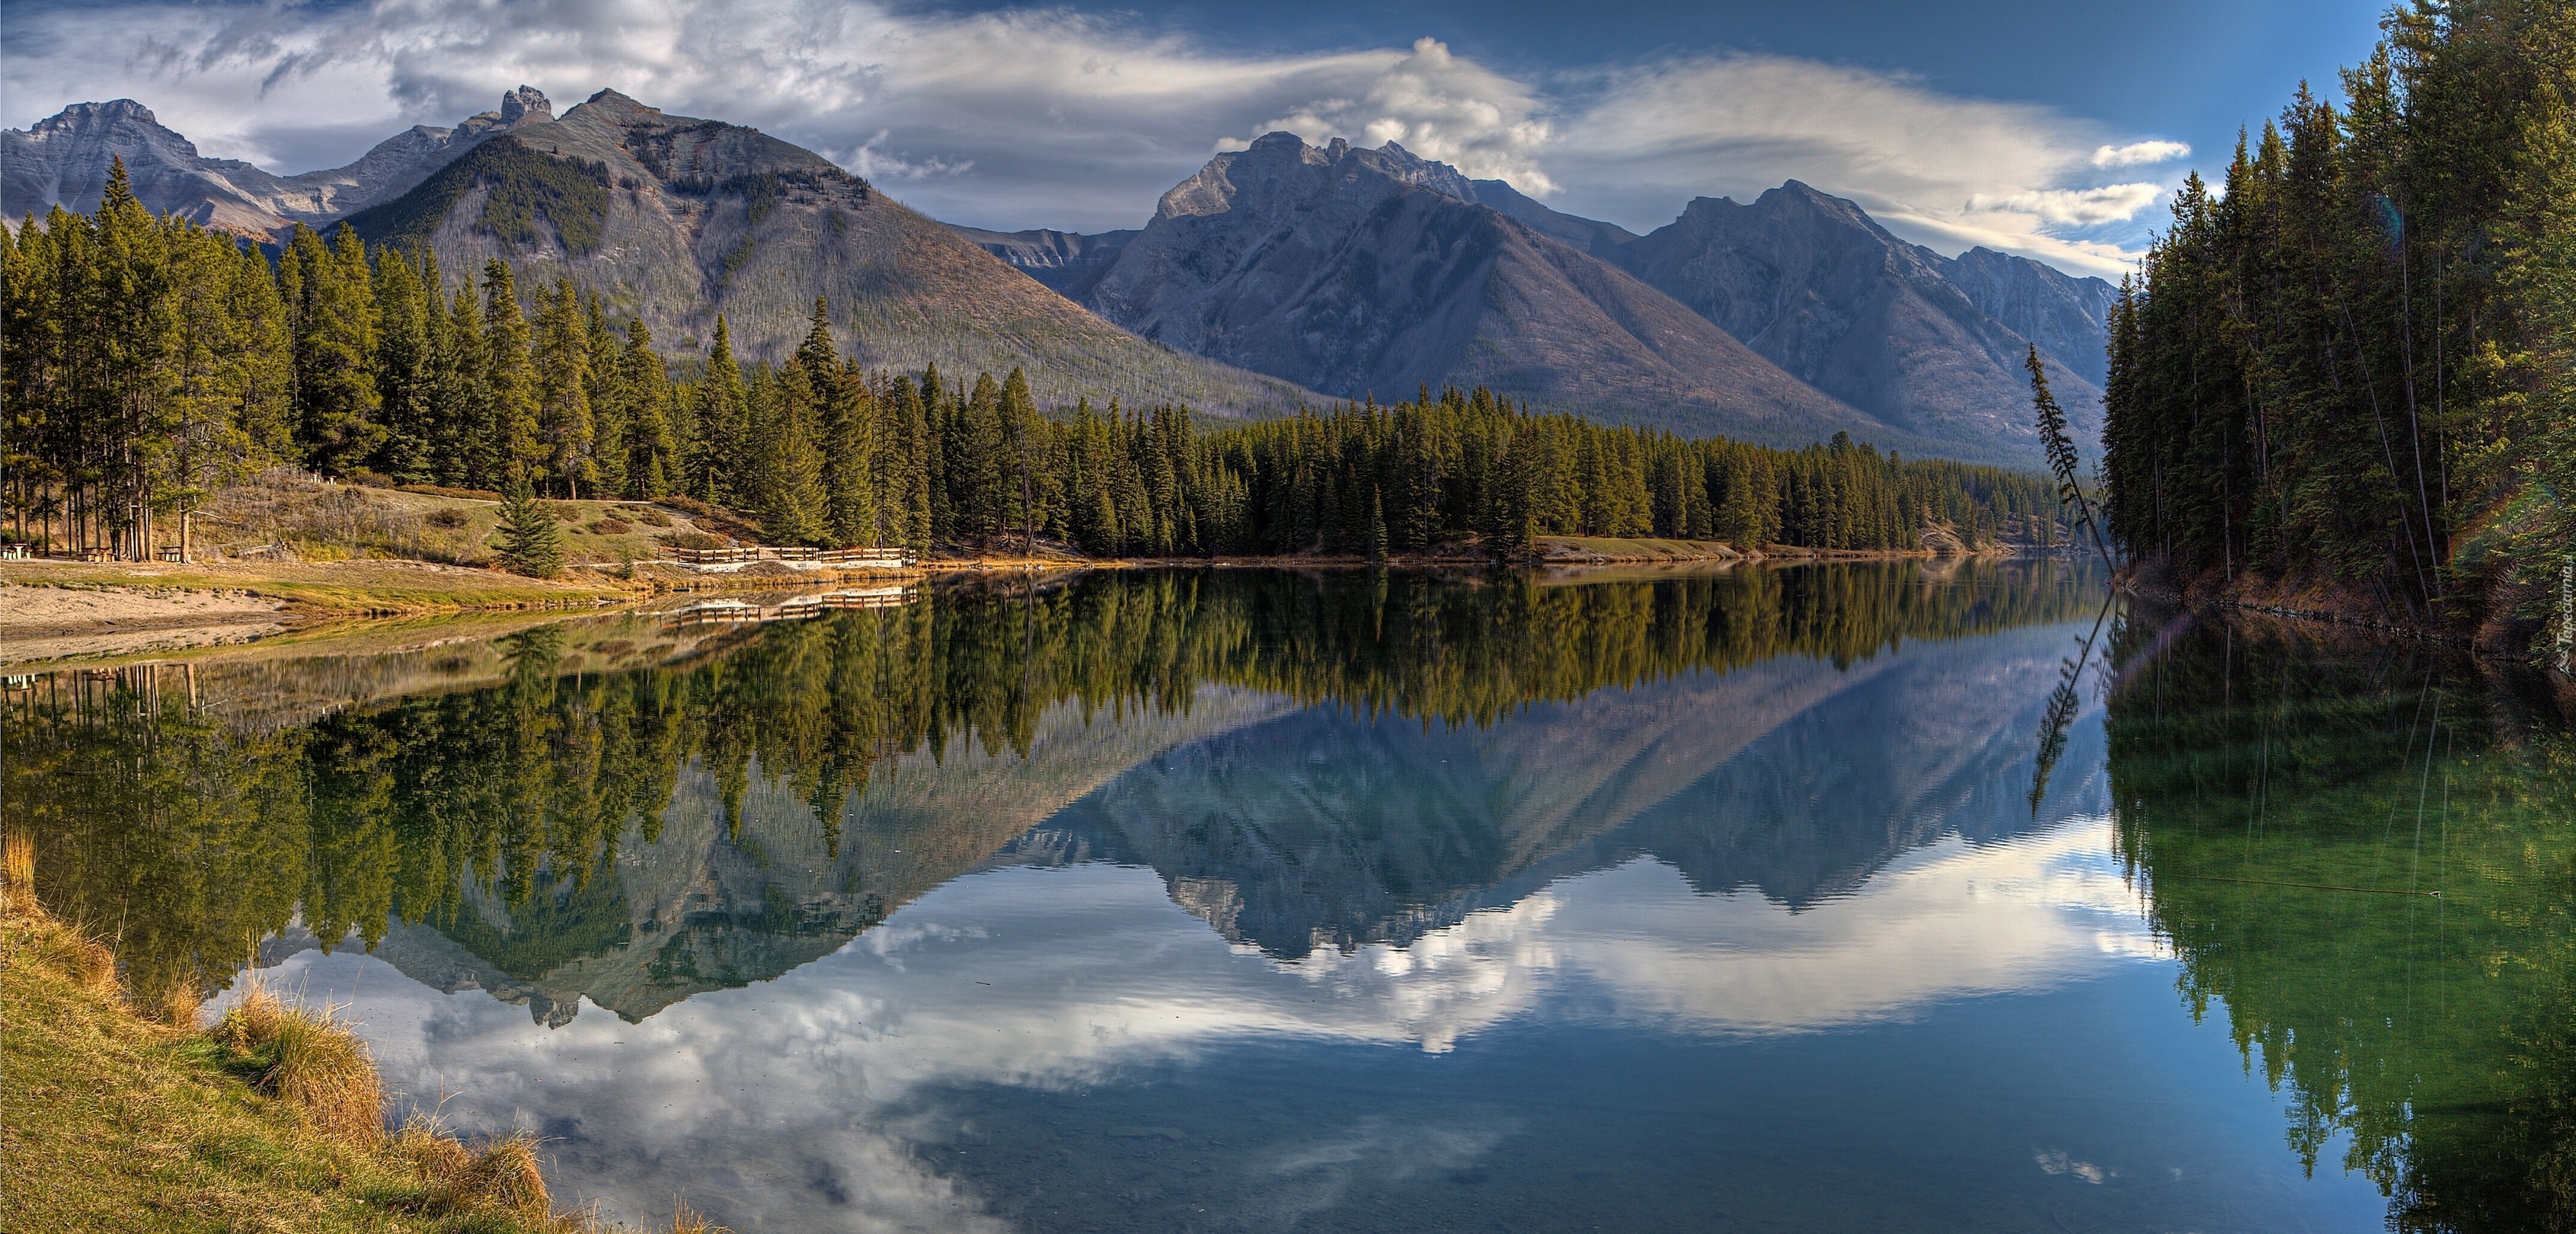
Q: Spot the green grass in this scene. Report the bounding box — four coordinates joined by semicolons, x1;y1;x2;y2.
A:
0;868;720;1233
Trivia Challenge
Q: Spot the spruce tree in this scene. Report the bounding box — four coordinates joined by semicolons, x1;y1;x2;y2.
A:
583;293;627;499
369;249;433;481
533;279;595;497
497;478;563;577
691;316;748;504
1367;486;1389;561
618;319;677;498
481;260;542;487
285;224;385;475
436;280;487;486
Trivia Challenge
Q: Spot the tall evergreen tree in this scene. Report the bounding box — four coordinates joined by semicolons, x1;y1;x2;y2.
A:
481;260;542;487
532;279;595;497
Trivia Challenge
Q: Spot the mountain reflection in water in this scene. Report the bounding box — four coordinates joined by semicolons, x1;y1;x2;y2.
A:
6;562;2567;1232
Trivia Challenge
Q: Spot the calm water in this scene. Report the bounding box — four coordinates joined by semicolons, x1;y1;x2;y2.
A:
10;564;2571;1232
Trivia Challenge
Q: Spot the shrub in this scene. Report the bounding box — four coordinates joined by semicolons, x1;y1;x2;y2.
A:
430;507;471;529
632;507;673;528
588;517;634;536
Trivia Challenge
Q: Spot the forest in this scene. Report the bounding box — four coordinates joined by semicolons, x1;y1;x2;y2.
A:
2101;0;2572;657
3;165;2064;563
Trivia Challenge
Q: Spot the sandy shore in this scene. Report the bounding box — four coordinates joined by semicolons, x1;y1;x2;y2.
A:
1;583;292;663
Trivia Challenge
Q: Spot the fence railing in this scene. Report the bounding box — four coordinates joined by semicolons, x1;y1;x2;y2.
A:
669;545;913;567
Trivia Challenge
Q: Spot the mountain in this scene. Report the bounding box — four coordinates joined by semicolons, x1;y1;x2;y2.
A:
948;225;1138;295
1927;245;2118;388
1464;177;1638;257
1060;133;1906;452
1607;184;2109;456
2;90;1314;413
0;89;551;234
335;89;1312;411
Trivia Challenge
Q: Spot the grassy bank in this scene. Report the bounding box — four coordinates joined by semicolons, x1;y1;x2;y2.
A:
0;847;718;1234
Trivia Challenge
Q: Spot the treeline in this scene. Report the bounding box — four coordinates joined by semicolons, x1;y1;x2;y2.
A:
5;161;2060;560
2102;0;2572;652
6;563;2101;1005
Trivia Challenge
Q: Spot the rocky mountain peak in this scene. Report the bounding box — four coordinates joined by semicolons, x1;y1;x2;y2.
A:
581;88;660;119
499;85;551;125
37;99;161;131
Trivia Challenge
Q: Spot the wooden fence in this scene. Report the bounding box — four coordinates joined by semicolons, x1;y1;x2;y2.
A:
670;545;914;567
659;587;914;630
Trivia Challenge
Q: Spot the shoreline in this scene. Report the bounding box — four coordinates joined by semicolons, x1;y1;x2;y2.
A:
0;541;2052;666
2124;559;2561;667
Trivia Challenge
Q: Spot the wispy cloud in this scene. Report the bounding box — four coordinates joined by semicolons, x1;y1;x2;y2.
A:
0;1;2184;276
1967;184;2169;226
2091;140;2191;168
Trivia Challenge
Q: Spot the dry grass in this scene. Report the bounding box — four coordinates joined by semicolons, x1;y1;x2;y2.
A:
1;883;729;1233
212;981;386;1144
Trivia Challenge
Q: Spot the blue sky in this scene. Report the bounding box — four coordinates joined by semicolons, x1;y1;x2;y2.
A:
0;0;2389;276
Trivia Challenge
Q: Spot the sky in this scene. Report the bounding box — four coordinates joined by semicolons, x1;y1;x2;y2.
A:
0;0;2391;277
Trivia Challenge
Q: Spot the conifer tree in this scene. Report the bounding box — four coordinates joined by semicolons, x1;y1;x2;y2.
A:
285;224;385;475
481;261;542;487
617;318;677;498
434;280;487;486
369;249;434;481
1367;486;1389;561
496;478;563;577
583;293;627;499
533;279;595;497
691;316;748;504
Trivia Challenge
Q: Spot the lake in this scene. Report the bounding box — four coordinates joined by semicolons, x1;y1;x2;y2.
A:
9;563;2569;1232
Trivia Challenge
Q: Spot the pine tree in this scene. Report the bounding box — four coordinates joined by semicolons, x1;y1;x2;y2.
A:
691;316;747;504
434;279;487;487
285;224;385;475
618;319;677;498
1367;485;1389;561
369;249;433;481
532;279;595;497
481;261;542;487
583;293;627;499
496;478;563;577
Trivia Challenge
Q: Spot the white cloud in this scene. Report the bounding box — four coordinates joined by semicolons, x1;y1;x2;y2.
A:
1967;184;2169;226
2092;140;2191;168
0;2;2181;276
1226;37;1558;194
1538;53;2169;276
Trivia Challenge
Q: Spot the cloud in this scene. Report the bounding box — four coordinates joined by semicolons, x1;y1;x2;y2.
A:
233;812;2149;1229
2092;140;2191;168
1967;184;2168;226
0;1;2182;276
1225;37;1558;194
1537;53;2169;275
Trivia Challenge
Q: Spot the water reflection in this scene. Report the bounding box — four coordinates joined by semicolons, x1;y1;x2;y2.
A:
2106;615;2576;1233
8;564;2566;1230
